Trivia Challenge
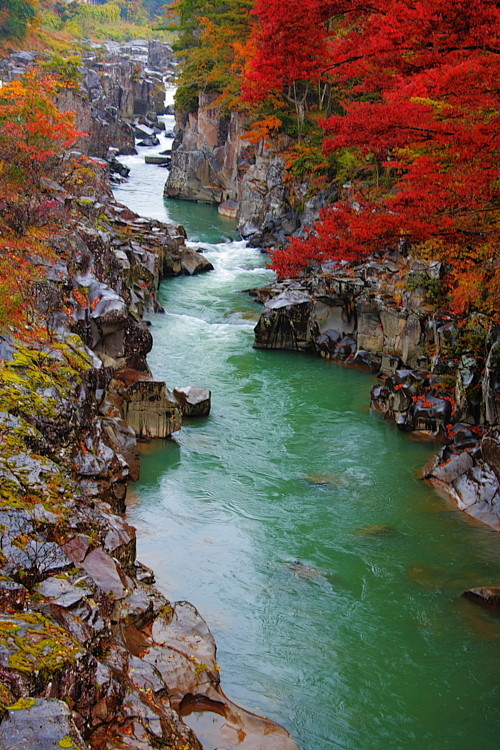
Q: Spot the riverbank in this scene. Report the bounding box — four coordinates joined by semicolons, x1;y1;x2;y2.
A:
0;43;298;750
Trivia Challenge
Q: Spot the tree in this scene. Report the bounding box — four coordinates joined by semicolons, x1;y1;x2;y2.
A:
245;0;499;314
167;0;255;111
0;70;84;227
0;71;85;333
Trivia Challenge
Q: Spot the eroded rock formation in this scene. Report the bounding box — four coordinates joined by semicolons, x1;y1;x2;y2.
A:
165;93;299;246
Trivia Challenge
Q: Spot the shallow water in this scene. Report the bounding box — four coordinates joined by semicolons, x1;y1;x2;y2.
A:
113;107;500;750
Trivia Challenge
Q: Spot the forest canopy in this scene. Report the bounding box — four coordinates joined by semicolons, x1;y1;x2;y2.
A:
170;0;499;315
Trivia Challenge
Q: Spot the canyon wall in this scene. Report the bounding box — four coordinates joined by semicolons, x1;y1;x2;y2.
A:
165;93;301;246
0;46;298;750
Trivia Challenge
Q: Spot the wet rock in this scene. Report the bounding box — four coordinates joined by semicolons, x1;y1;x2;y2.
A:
35;575;92;609
218;199;238;218
173;386;211;417
254;290;317;351
144;155;170;165
462;586;500;610
137;136;160;147
109;156;130;177
162;246;214;277
425;446;500;530
120;374;182;439
0;698;87;750
412;395;452;434
351;349;382;372
316;328;342;354
81;547;131;599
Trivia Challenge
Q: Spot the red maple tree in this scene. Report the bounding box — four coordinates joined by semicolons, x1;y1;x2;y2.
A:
245;0;500;314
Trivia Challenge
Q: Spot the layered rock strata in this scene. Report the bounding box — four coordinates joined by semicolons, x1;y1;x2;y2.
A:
165;93;299;246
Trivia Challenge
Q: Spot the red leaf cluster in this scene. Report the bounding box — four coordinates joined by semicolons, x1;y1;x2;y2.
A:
245;0;500;314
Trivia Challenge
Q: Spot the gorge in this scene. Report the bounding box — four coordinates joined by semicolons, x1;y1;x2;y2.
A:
0;7;498;749
113;95;500;750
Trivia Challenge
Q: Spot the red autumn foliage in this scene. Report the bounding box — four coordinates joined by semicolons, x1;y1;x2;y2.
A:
0;71;85;332
245;0;500;315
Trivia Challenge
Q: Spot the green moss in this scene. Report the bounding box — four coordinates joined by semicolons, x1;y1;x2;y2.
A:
0;682;15;710
7;697;36;710
59;738;75;749
0;338;93;515
0;613;81;675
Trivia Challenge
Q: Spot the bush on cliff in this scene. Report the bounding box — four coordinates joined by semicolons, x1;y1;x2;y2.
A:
0;0;37;39
0;70;84;333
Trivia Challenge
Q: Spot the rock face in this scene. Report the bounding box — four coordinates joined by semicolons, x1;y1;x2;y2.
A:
173;386;211;417
165;94;298;244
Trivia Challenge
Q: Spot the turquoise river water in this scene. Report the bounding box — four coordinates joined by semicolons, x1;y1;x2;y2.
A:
113;110;500;750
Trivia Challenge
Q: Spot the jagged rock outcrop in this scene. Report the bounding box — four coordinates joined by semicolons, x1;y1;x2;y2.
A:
165;94;299;244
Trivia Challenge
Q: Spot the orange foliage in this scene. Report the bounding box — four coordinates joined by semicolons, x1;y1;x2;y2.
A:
242;115;282;145
0;69;85;332
0;70;85;198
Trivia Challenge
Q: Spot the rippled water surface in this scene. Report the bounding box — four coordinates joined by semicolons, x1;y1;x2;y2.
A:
113;108;500;750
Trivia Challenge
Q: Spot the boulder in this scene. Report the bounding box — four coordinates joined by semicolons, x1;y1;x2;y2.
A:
137;136;160;147
162;247;214;277
120;374;182;438
0;698;87;750
218;199;239;219
173;386;211;417
254;289;317;351
144;155;170;165
462;586;500;610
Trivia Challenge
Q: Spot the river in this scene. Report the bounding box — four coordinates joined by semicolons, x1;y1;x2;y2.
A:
112;98;500;750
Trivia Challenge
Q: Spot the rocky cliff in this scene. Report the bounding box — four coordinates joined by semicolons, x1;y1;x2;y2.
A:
0;40;175;159
0;48;298;750
165;94;300;246
251;254;500;531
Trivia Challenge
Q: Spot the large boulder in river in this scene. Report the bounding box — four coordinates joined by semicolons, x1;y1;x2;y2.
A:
118;370;182;438
163;246;214;277
173;386;211;417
